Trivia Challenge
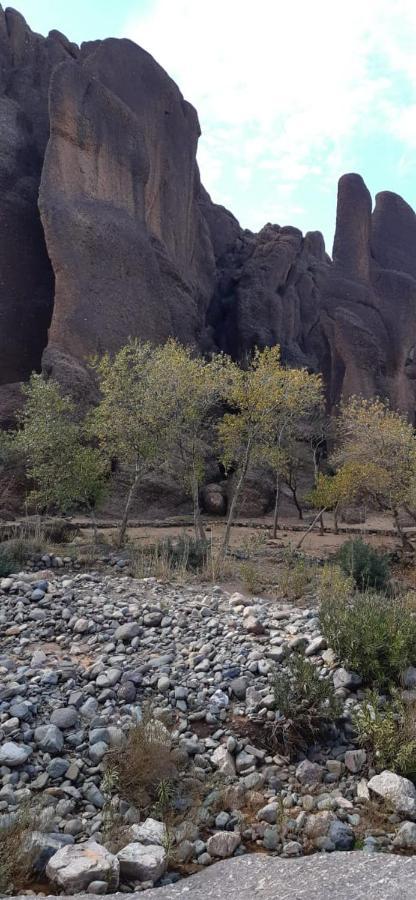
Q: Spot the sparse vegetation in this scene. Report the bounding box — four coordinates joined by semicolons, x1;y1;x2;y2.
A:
277;548;316;601
353;691;416;779
271;653;340;755
131;535;211;581
316;561;353;605
335;537;390;591
106;714;179;811
0;802;46;894
320;590;416;689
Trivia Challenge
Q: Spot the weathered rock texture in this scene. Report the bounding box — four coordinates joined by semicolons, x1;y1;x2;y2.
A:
9;853;416;900
1;6;416;419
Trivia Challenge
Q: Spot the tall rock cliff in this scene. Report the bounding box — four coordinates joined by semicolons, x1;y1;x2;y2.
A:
1;5;416;420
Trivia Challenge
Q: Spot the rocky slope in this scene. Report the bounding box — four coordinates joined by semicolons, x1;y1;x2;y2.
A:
1;5;416;419
2;561;416;894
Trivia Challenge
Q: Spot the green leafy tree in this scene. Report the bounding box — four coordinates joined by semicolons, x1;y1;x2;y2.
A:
258;365;324;536
150;340;234;541
16;375;107;534
90;340;176;545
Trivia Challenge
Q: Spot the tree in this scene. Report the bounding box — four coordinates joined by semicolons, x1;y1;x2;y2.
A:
90;340;176;545
150;341;233;541
16;375;107;534
259;367;324;536
316;397;416;550
217;346;321;557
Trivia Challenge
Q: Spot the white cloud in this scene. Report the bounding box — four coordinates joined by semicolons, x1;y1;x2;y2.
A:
120;0;416;239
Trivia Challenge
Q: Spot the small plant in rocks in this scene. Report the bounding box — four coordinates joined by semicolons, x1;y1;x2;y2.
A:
271;653;341;755
334;537;390;592
353;691;416;779
106;713;179;811
320;590;416;689
0;802;41;894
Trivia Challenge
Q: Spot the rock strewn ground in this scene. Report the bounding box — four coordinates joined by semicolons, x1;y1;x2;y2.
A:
1;564;416;893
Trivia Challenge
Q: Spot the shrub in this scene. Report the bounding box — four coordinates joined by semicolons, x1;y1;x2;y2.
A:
271;653;340;755
132;535;210;580
278;549;316;601
320;591;416;689
106;714;179;811
316;562;353;606
353;691;416;780
0;543;17;577
0;802;46;894
334;537;390;591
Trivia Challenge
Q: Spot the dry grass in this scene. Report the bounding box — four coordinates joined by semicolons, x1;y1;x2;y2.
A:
0;801;46;894
106;715;180;812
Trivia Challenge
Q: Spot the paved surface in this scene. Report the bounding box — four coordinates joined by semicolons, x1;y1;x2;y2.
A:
10;852;416;900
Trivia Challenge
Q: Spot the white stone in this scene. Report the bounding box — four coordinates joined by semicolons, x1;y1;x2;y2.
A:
206;831;241;858
368;771;416;818
0;741;32;766
117;842;167;882
46;841;119;893
130;818;167;846
212;745;236;776
393;821;416;849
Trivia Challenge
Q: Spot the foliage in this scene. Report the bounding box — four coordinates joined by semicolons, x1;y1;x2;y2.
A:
132;535;211;581
217;346;323;556
334;538;390;591
353;691;416;780
0;801;47;894
329;397;416;546
16;375;107;520
107;713;179;811
320;590;416;689
271;653;340;755
149;340;234;540
278;548;316;601
316;562;354;606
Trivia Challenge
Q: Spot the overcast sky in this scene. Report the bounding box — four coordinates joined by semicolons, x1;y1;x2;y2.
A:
11;0;416;251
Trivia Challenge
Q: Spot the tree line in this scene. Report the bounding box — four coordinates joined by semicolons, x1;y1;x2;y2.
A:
1;338;416;555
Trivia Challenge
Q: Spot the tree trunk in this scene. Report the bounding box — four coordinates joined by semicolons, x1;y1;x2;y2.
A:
192;475;206;542
90;506;98;544
334;502;339;535
297;507;327;549
289;484;303;520
393;506;413;552
219;440;252;562
118;470;141;546
272;470;280;539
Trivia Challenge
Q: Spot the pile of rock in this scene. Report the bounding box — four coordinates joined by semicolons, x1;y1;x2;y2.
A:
1;570;416;893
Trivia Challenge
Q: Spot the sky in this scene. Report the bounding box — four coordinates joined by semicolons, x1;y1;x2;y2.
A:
10;0;416;251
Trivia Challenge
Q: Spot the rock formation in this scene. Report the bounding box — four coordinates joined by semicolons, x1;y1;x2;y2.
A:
1;5;416;420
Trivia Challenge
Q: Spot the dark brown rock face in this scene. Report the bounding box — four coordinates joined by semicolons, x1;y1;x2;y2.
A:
1;6;416;421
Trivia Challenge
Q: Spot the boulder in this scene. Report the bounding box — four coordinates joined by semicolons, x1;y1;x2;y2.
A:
368;771;416;818
206;831;241;858
117;842;167;882
46;841;119;892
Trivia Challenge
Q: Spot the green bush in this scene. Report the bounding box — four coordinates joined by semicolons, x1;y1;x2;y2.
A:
271;653;340;755
353;691;416;780
320;590;416;688
334;537;390;591
0;544;16;577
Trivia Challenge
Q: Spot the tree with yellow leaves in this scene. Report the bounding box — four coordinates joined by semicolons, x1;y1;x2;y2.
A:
308;397;416;549
217;346;324;556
